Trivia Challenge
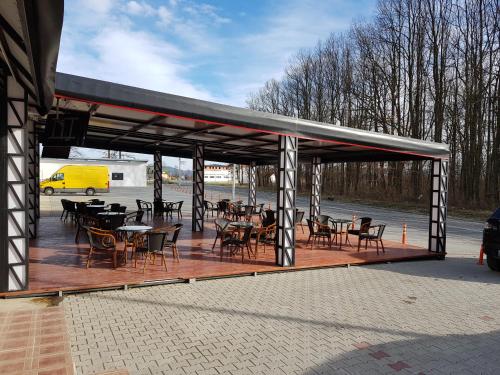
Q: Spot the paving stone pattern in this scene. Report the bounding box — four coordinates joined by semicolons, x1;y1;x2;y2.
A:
64;258;500;375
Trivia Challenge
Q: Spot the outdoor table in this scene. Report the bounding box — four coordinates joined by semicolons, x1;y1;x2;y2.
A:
330;218;352;249
115;225;153;262
229;221;255;239
86;205;106;216
97;212;125;216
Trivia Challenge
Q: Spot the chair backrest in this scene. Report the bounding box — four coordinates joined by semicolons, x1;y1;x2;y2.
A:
306;219;316;235
90;199;100;204
135;210;144;222
136;199;142;210
241;225;254;243
176;201;183;210
262;210;275;227
214;218;229;232
100;214;125;230
203;200;209;210
147;232;167;252
86;227;114;249
244;205;253;216
76;202;88;215
171;223;183;244
117;206;127;213
316;215;330;225
109;203;121;212
360;217;372;226
296;211;305;223
61;199;67;210
376;224;386;239
359;221;371;234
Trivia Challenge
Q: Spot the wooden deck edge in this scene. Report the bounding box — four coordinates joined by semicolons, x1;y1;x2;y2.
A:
1;252;441;298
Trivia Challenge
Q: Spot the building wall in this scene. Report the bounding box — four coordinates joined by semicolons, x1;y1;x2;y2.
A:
40;158;148;187
204;165;233;183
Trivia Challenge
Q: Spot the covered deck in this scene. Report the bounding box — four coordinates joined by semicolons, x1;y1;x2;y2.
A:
1;213;438;297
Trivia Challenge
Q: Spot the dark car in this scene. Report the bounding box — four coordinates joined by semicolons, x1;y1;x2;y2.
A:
484;208;500;271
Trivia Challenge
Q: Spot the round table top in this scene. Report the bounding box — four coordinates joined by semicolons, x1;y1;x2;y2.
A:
331;218;352;224
86;204;106;208
115;225;152;232
97;212;125;216
229;221;254;228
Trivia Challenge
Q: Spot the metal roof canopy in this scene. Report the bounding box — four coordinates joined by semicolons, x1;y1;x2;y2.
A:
48;73;449;165
0;0;63;115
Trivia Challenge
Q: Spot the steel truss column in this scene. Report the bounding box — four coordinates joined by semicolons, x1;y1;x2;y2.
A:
429;159;448;256
276;135;297;266
153;151;162;215
27;120;37;238
309;156;322;221
35;139;40;220
248;162;256;207
192;144;204;232
0;72;30;292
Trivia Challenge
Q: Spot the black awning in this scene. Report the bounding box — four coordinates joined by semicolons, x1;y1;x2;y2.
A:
51;73;449;164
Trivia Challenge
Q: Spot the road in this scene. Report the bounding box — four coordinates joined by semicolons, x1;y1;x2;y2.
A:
41;184;485;258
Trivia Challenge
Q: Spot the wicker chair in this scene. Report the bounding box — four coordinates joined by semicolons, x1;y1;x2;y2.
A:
221;225;254;263
85;227;124;268
306;219;332;248
358;224;386;254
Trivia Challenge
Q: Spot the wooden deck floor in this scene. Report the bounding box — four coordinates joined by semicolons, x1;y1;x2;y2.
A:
3;215;439;297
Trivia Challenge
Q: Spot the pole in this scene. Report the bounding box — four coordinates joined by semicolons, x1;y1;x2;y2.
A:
178;157;181;187
232;164;236;201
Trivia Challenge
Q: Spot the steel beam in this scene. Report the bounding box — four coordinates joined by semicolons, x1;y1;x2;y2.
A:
309;156;322;221
0;72;29;292
192;144;204;232
428;159;448;255
248;162;256;207
153;150;162;215
276;135;297;266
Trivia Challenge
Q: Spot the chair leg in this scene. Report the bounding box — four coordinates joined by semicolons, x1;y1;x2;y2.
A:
161;253;168;271
357;237;361;252
380;240;385;253
365;239;368;249
142;252;150;273
376;241;379;255
112;251;117;269
211;235;219;251
86;247;93;268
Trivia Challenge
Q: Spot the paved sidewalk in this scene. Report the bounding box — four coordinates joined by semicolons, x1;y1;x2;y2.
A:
0;305;74;375
64;257;500;375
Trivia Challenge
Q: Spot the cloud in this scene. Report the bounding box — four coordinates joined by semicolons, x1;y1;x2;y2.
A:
125;1;155;16
157;6;173;26
58;0;213;100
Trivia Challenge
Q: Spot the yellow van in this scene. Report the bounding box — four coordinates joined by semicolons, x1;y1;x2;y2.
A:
40;165;110;196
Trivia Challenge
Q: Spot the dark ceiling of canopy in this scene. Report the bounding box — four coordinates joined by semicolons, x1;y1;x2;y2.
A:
45;72;449;165
0;0;64;115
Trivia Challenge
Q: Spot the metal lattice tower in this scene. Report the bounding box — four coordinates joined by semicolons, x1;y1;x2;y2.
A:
276;135;297;266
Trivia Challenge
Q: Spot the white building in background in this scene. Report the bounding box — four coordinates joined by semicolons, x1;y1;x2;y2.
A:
204;164;233;183
40;158;148;187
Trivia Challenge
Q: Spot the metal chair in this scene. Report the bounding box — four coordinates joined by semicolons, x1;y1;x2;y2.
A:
346;217;372;246
85;227;124;268
204;200;217;218
162;224;183;262
295;210;305;233
358;224;386;254
306;219;332;248
134;231;168;272
136;199;153;218
212;218;233;252
221;225;254;263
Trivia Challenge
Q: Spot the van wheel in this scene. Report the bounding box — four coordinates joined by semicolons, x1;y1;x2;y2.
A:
44;187;54;196
487;255;500;271
85;188;96;196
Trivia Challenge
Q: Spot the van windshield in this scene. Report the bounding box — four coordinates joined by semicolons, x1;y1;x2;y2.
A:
51;173;64;181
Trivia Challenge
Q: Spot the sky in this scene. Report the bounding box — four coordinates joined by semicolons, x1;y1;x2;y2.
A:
58;0;376;167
